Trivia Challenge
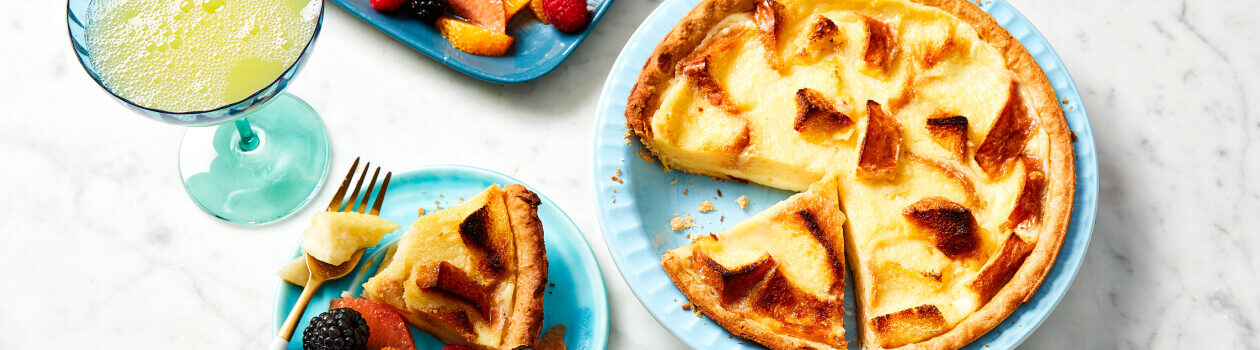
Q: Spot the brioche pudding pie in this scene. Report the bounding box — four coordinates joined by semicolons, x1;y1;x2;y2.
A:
362;184;548;350
626;0;1076;348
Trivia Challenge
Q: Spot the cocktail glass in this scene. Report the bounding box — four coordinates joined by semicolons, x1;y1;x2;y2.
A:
67;0;330;224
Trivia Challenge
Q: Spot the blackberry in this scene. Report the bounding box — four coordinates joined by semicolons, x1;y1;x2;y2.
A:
409;0;446;24
302;308;370;350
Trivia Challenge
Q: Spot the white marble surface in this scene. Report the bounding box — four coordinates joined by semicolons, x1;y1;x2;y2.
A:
3;0;1258;348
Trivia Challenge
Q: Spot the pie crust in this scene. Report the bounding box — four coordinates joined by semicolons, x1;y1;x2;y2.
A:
625;0;1076;348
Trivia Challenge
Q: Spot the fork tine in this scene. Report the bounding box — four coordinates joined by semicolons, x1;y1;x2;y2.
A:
371;172;391;216
326;157;360;211
345;162;370;212
358;167;381;214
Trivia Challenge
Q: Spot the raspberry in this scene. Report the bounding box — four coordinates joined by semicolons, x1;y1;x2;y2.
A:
409;0;447;24
541;0;588;33
302;308;370;350
370;0;407;12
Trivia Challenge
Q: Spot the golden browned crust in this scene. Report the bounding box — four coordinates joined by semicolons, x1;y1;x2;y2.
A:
625;0;757;141
663;251;845;350
502;184;548;349
628;0;1076;348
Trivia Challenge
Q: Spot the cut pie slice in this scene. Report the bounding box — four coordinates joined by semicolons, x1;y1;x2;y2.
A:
662;176;847;349
362;184;547;350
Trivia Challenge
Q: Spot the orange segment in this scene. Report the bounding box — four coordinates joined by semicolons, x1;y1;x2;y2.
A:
437;17;514;56
447;0;507;32
505;0;531;19
529;0;549;24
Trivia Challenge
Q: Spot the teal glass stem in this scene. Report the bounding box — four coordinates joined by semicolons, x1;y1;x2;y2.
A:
235;118;260;152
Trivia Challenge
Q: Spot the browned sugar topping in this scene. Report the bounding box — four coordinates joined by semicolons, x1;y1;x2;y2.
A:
458;206;506;276
414;261;492;319
861;15;898;71
794;88;853;132
975;82;1036;178
857;100;903;180
903;197;980;258
926;114;969;161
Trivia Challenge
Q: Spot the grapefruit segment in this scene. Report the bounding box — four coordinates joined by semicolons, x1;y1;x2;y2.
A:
330;298;417;350
447;0;507;32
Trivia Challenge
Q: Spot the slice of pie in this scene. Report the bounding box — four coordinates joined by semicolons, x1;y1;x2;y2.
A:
628;0;1075;348
662;176;847;349
362;184;548;350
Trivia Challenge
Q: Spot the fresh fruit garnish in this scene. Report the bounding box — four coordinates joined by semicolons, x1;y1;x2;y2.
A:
529;0;549;24
505;0;531;19
446;0;507;32
540;0;588;33
442;345;474;350
436;17;514;56
408;0;447;24
303;308;371;350
330;298;417;350
370;0;408;11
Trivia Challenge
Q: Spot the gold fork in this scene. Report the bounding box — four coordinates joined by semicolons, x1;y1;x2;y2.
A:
271;158;391;350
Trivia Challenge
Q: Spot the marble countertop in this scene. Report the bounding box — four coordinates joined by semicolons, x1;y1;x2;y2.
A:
3;0;1258;348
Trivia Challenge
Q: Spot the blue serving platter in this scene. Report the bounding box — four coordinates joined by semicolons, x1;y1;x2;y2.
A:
590;0;1099;349
274;165;609;349
329;0;614;83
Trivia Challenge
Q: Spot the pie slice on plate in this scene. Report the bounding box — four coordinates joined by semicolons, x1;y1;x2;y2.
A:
628;0;1075;348
362;184;548;349
662;176;848;349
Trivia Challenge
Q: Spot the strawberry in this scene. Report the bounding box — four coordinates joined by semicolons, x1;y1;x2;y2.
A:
370;0;407;11
541;0;588;33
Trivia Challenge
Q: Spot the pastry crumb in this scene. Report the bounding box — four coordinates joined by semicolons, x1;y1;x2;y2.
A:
688;180;694;185
698;200;715;213
681;302;692;310
720;216;724;223
691;306;703;318
670;213;695;231
611;176;624;184
637;152;656;163
670;179;678;185
716;189;723;197
616;168;622;175
736;195;749;209
436;206;443;210
418;208;426;216
683;188;689;195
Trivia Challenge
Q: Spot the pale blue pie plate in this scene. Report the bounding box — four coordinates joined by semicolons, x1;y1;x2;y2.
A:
274;165;609;349
591;0;1098;349
329;0;614;83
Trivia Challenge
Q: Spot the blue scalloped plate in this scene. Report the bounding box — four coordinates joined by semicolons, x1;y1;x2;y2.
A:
274;165;609;349
591;0;1098;348
329;0;614;84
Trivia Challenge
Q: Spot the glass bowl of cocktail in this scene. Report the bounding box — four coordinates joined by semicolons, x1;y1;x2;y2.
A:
68;0;330;224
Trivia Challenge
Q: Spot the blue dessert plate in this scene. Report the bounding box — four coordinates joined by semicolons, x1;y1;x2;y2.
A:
274;165;609;349
591;0;1098;349
329;0;614;83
